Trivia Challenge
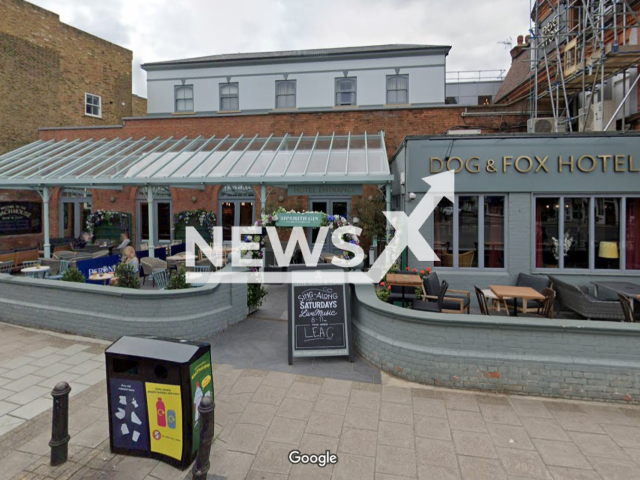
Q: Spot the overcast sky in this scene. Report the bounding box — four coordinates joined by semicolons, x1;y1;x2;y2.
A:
29;0;532;98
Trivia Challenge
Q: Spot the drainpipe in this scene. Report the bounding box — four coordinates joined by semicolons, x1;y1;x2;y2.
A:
147;187;155;258
42;186;51;259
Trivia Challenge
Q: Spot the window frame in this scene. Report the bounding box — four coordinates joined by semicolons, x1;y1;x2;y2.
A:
219;82;240;112
275;80;296;109
386;74;409;105
334;77;357;106
532;194;639;274
84;93;102;118
174;85;194;113
478;95;492;106
434;194;508;270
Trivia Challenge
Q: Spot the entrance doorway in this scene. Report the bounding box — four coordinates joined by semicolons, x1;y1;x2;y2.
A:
218;185;255;243
137;187;172;247
59;188;92;238
308;198;351;253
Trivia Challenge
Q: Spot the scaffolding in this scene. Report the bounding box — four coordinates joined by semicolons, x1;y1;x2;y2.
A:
528;0;640;132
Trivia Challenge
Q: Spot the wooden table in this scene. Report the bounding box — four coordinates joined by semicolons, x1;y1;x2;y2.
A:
387;274;426;303
89;272;115;285
489;285;545;317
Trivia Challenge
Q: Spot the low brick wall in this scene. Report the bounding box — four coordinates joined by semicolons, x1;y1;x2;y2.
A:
352;284;640;403
0;272;247;340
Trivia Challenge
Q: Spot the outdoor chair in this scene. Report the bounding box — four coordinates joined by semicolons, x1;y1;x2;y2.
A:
549;275;625;321
535;287;556;319
618;294;635;323
414;280;449;313
91;250;109;258
23;260;40;269
47;259;71;280
141;257;167;285
0;260;14;274
505;273;551;315
53;251;77;261
474;286;491;316
423;272;470;313
151;270;168;290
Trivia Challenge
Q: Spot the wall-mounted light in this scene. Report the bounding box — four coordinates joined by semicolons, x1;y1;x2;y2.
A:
191;196;197;203
352;217;360;224
278;195;284;202
110;196;116;203
408;193;417;201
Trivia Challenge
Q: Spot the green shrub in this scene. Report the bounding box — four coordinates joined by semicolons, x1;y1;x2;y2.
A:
113;263;140;289
167;266;191;290
248;283;267;310
376;287;390;303
61;266;85;283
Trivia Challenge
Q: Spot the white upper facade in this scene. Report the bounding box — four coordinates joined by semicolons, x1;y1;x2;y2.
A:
141;44;450;116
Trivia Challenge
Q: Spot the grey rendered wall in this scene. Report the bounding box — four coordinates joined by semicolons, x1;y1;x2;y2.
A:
445;81;503;106
0;273;247;340
352;283;640;403
146;54;447;114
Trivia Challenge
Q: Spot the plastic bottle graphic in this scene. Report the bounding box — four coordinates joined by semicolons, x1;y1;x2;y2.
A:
167;410;176;430
156;397;166;427
193;382;204;422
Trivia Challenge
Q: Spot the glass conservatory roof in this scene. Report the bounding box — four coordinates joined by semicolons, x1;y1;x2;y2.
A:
0;132;392;187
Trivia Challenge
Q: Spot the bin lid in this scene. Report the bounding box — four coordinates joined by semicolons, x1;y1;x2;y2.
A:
106;336;207;364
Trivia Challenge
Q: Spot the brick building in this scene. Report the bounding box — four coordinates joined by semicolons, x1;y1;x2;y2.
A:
0;0;145;249
5;44;530;252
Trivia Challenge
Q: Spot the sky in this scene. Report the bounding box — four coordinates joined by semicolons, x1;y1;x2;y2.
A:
28;0;532;98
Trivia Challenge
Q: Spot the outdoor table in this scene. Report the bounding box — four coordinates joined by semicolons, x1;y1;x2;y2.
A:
489;285;545;317
320;253;336;264
21;266;50;278
592;281;640;312
167;253;198;271
481;289;512;312
89;272;115;285
387;273;426;304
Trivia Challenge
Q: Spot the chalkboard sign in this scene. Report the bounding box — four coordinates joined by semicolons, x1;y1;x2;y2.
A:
288;265;353;364
0;202;41;236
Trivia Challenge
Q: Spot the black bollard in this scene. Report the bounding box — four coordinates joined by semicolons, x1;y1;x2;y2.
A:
49;381;71;466
191;396;215;480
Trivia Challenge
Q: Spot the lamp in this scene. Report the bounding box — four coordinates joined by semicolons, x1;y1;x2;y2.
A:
598;241;619;268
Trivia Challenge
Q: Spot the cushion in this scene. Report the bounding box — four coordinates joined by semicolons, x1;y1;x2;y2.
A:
516;273;550;293
442;297;470;311
423;273;441;296
413;300;440;312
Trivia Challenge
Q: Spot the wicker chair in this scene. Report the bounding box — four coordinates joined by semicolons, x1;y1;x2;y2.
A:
141;257;167;285
618;294;635;323
47;259;71;280
53;251;77;261
91;250;109;258
549;275;624;321
151;270;168;290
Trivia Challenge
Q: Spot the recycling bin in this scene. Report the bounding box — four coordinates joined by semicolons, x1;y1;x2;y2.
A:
105;335;214;470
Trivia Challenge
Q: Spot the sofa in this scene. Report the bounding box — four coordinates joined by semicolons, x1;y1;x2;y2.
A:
548;275;625;321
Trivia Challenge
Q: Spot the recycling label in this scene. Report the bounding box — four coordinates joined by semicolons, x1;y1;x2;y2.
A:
109;379;149;451
145;382;183;460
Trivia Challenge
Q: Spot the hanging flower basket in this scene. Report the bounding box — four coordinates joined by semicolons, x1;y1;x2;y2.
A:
85;210;130;236
242;206;360;262
173;209;217;242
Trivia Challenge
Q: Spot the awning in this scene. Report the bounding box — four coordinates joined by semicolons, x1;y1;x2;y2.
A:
0;132;392;188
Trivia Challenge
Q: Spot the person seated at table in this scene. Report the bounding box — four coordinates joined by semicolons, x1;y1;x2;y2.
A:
116;232;131;250
72;231;92;250
110;246;139;286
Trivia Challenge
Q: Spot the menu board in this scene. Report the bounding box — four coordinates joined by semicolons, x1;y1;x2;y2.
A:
288;272;352;364
0;202;41;236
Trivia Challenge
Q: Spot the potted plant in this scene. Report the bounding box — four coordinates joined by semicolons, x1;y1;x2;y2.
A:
167;266;191;290
61;266;85;283
112;263;140;289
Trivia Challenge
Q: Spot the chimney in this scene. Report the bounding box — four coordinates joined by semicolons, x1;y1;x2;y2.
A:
510;35;526;60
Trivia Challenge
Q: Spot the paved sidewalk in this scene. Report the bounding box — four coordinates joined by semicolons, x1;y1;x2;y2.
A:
0;323;108;438
3;360;640;479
